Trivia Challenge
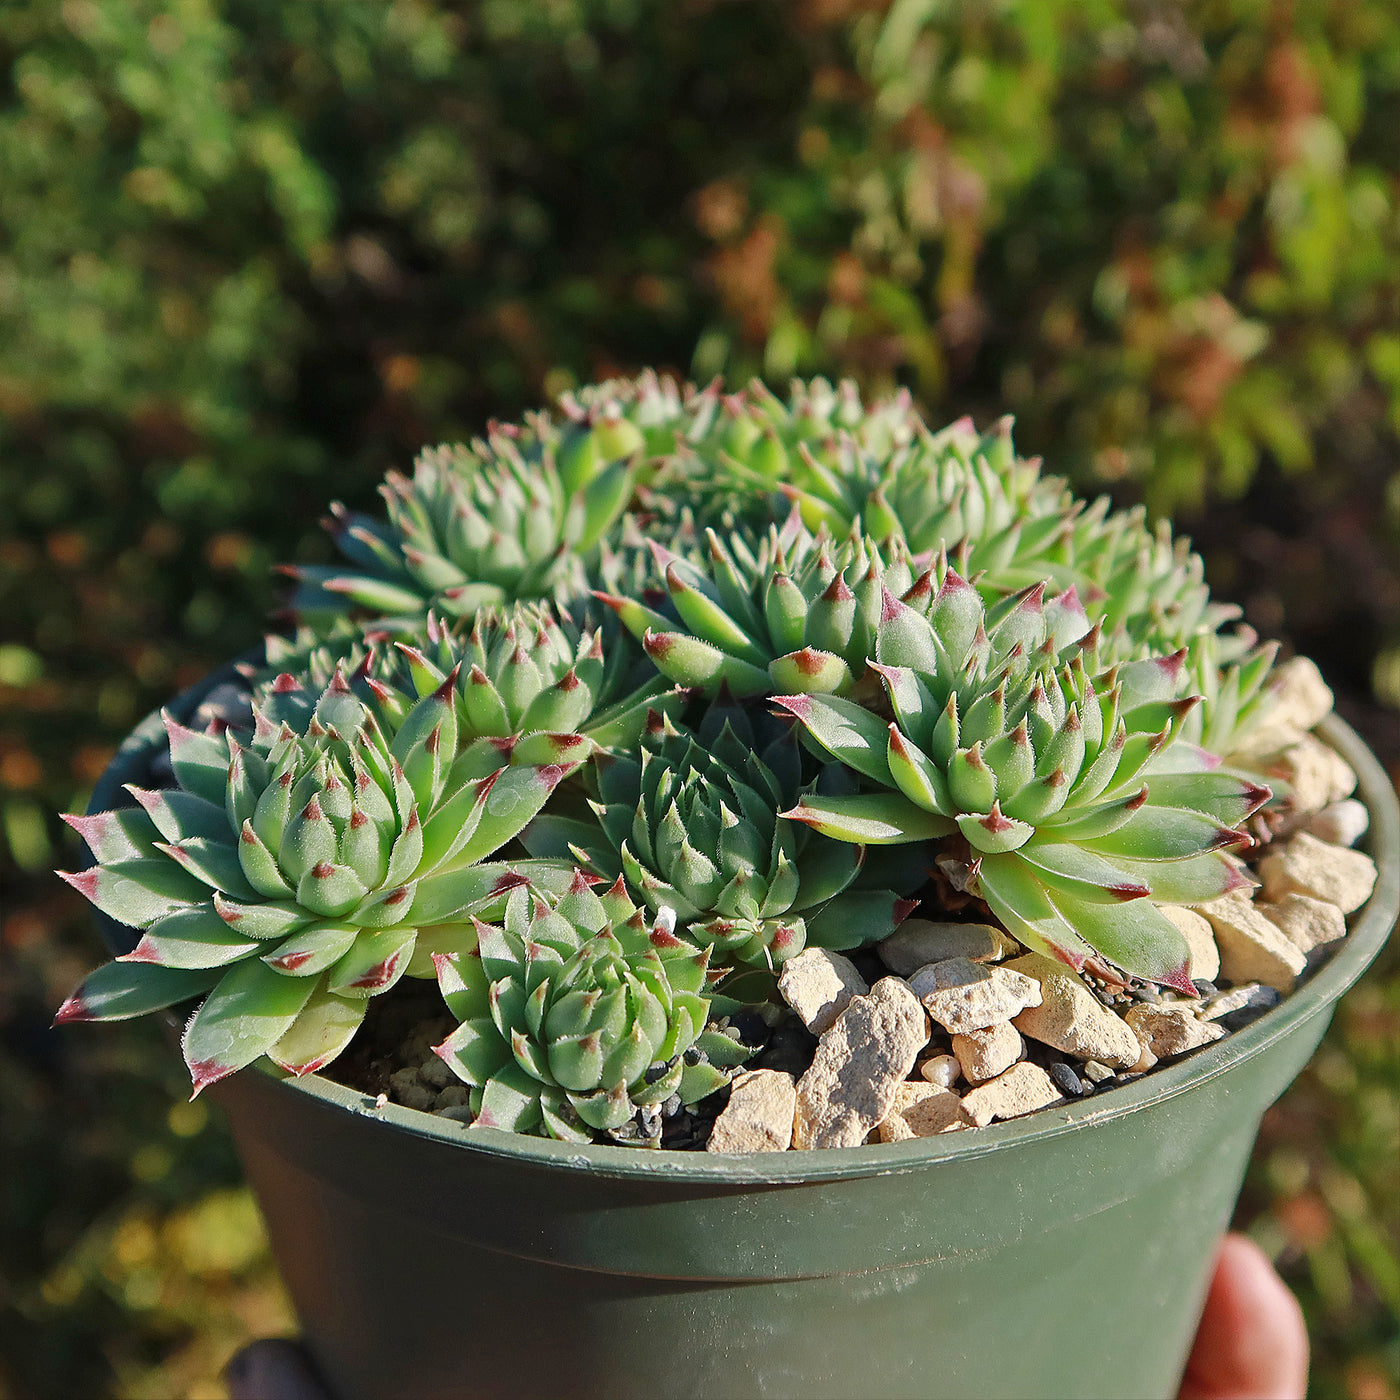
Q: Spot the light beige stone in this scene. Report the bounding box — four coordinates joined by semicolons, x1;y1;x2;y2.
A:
1258;832;1378;914
961;1062;1062;1128
878;1082;971;1140
1302;799;1369;848
1230;721;1306;760
418;1054;456;1090
777;948;869;1036
707;1069;798;1153
1007;953;1142;1068
877;919;1021;975
1260;892;1348;953
793;978;930;1150
1123;1003;1227;1059
1199;892;1307;992
919;1053;962;1089
908;957;1043;1035
1264;734;1357;813
952;1022;1024;1084
433;1084;472;1110
1126;1043;1159;1075
389;1067;436;1112
1158;904;1220;982
1268;655;1335;733
434;1104;476;1124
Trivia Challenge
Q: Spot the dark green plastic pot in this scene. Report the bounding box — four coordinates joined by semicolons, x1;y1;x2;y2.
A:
88;674;1399;1400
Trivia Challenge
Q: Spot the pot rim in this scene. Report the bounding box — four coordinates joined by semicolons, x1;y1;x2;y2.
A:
90;667;1399;1186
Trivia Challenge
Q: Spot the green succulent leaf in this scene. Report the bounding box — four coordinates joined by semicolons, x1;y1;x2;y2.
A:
55;962;223;1025
782;793;955;845
181;960;321;1096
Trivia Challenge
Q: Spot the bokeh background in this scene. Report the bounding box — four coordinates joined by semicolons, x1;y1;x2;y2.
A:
1;2;1397;1397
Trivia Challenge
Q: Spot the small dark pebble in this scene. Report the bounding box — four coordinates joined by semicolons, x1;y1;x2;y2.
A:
727;1010;770;1047
1304;946;1334;974
1192;979;1219;998
677;1087;730;1150
1129;985;1163;1004
1218;985;1282;1033
1048;1062;1085;1097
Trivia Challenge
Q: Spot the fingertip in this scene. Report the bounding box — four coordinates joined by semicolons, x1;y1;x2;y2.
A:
1180;1234;1309;1400
226;1338;333;1400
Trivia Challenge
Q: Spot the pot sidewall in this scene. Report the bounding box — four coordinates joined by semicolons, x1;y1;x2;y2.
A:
83;668;1400;1400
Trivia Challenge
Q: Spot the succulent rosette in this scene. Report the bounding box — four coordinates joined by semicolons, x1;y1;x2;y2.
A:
281;373;693;630
741;399;1251;663
56;671;578;1093
432;874;750;1145
599;517;920;699
778;565;1271;992
528;711;920;967
263;601;685;763
645;375;926;532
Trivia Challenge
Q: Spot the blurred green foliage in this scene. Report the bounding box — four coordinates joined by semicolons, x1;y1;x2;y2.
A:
1;1;1396;1397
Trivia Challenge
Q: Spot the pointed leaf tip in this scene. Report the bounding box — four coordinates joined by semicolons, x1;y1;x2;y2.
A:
1158;959;1199;997
57;868;100;902
433;664;462;702
60;811;99;840
590;590;627;615
187;1058;238;1098
935;566;971;597
769;693;813;720
53;992;92;1025
1108;882;1152;901
1015;582;1046;612
1155;649;1188;681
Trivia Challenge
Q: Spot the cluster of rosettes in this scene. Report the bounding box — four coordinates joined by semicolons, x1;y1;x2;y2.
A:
60;374;1280;1145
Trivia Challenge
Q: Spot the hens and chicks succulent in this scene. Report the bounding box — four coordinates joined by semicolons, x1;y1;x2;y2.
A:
59;373;1283;1145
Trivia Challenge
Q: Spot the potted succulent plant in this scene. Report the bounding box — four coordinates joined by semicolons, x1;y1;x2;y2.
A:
57;376;1396;1400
